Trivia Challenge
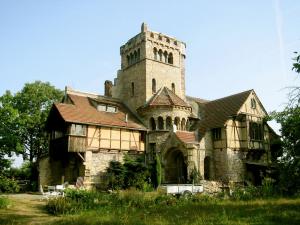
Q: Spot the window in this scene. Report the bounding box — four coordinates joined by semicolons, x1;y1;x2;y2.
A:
249;122;263;140
152;78;156;93
97;104;106;111
51;130;63;139
158;35;162;40
97;104;117;113
168;53;173;64
150;33;154;38
181;118;186;131
251;98;256;109
106;106;117;113
134;51;137;63
127;55;130;65
166;38;170;43
150;117;156;130
70;124;86;136
174;117;180;130
158;116;164;130
163;51;168;63
131;82;135;96
137;48;140;60
158;49;163;61
166;117;172;130
171;83;175;93
149;143;156;160
212;128;221;140
153;48;158;60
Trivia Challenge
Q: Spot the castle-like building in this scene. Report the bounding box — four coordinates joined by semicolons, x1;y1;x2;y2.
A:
40;23;276;187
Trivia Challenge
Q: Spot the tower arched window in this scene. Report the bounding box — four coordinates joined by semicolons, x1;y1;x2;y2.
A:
150;117;156;130
153;48;158;60
152;78;156;94
158;117;164;130
171;83;175;93
158;49;163;61
131;82;135;97
134;51;137;63
168;53;173;64
166;117;172;130
130;53;134;65
127;55;130;65
163;51;168;63
137;48;140;61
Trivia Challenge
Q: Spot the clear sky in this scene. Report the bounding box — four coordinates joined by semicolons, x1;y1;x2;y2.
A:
0;1;299;165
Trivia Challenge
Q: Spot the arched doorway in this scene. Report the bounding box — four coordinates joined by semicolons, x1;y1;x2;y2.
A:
164;149;187;184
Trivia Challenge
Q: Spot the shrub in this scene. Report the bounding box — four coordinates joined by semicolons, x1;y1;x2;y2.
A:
0;196;10;209
0;175;20;193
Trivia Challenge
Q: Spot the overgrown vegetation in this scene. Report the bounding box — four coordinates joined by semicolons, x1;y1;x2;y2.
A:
0;175;20;193
0;196;10;209
105;154;152;191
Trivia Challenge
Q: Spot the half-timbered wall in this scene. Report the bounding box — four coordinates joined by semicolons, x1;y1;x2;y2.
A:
87;126;145;151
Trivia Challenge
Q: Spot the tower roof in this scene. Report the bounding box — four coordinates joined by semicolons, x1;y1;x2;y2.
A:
139;87;190;109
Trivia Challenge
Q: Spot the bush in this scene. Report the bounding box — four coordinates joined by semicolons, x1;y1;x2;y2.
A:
0;196;10;209
0;175;20;193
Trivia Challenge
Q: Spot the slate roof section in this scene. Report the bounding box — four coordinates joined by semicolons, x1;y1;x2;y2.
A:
197;89;253;134
176;131;197;143
50;93;146;130
141;87;191;108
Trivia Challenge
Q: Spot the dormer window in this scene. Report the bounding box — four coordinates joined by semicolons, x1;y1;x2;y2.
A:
97;104;117;113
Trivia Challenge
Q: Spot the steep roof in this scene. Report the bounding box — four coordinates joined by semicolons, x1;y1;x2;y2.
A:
175;131;197;143
49;93;146;130
198;89;253;134
140;87;190;109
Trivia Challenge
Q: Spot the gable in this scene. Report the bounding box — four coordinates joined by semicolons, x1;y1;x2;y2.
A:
238;91;267;117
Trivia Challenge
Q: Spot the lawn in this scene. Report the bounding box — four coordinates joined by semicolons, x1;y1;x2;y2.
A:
49;198;300;225
0;194;299;225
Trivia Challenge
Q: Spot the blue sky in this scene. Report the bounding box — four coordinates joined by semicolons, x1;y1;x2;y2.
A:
0;1;299;165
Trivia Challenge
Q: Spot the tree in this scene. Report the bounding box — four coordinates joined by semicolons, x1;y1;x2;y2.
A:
271;52;300;194
0;81;63;165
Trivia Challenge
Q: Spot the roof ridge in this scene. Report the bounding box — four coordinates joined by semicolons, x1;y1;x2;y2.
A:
206;89;253;104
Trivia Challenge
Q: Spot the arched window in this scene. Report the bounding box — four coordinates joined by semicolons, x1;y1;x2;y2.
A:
137;48;140;61
204;156;211;180
158;117;164;130
127;55;130;65
134;51;137;63
166;38;170;43
158;35;162;41
152;78;156;94
153;48;158;60
166;117;172;130
174;117;180;130
131;82;134;97
163;51;168;63
150;33;154;38
158;49;163;61
168;53;173;64
150;117;156;130
171;83;175;93
130;53;134;65
181;118;186;131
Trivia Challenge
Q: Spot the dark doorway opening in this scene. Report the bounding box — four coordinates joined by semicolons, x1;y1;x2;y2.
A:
164;149;187;183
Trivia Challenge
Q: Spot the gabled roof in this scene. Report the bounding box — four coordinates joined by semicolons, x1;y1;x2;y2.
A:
49;93;146;130
140;87;190;109
197;89;253;134
175;131;197;143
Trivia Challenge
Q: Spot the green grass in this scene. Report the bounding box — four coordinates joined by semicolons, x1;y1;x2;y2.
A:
50;197;300;225
0;196;10;209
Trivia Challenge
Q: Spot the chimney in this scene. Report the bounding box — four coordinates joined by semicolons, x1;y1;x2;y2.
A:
104;80;113;97
141;22;148;33
125;114;128;123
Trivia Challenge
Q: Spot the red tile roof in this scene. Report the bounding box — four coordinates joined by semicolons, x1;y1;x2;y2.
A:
141;87;191;109
176;131;197;143
50;94;146;130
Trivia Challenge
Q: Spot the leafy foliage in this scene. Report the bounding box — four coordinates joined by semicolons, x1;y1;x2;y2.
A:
0;196;10;209
105;154;150;190
0;175;20;193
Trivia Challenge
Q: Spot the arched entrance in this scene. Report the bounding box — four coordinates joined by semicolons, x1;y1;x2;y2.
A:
164;149;187;184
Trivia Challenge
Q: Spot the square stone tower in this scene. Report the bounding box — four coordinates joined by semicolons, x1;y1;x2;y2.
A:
112;23;187;112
